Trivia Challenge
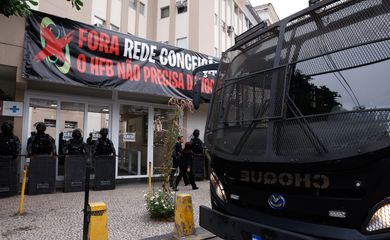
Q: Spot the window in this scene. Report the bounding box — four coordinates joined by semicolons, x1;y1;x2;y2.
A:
93;16;105;27
64;121;78;129
245;18;250;29
129;0;135;10
176;37;187;48
289;59;390;117
44;119;56;128
110;24;119;31
139;2;145;15
177;6;187;14
161;6;169;18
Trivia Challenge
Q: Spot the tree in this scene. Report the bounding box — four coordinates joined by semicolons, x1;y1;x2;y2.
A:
144;98;194;220
0;0;83;18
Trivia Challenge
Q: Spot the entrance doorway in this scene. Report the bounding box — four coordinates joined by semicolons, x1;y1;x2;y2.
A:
26;95;111;180
118;105;149;176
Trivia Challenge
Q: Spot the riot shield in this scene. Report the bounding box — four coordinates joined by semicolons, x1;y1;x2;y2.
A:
94;155;115;190
193;154;205;181
64;155;87;192
28;154;56;195
0;155;17;198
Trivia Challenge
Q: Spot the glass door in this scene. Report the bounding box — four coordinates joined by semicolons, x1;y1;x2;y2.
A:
28;98;58;140
118;105;148;177
28;98;58;178
58;102;85;176
153;108;177;173
86;104;111;145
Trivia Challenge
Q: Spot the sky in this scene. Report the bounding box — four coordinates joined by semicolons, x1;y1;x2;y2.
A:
249;0;310;19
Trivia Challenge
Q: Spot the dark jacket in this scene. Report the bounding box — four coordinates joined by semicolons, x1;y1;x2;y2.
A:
190;137;204;155
180;150;193;168
172;142;182;167
0;133;21;157
94;138;116;156
63;139;88;155
27;133;56;156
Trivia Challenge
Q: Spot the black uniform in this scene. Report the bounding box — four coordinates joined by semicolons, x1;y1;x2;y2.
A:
27;133;56;156
170;140;189;187
174;146;198;190
63;138;88;155
190;129;204;155
63;129;87;155
94;138;116;156
0;130;20;158
190;129;207;180
27;122;56;156
190;137;204;155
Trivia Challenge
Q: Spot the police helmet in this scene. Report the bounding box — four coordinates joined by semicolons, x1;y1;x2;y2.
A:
36;122;47;132
72;129;82;140
100;128;109;137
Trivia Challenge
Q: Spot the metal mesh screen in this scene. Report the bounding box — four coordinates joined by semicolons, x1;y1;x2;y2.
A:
294;40;390;76
219;68;286;124
273;110;390;159
281;0;390;66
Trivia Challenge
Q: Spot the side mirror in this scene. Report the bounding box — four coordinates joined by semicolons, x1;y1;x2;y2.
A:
192;63;219;110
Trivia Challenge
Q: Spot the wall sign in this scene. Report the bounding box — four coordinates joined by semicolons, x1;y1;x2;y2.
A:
123;132;136;142
0;101;24;117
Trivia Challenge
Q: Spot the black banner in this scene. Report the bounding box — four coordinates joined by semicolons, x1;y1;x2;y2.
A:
23;11;218;100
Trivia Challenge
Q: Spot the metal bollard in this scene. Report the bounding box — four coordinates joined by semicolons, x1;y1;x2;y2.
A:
174;194;195;238
18;164;28;215
88;202;108;240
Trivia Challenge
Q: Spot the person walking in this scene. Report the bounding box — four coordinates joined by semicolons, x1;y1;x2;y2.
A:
173;142;198;191
169;135;188;188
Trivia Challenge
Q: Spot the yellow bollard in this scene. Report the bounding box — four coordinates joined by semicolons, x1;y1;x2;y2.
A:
88;202;108;240
18;164;28;215
174;194;195;238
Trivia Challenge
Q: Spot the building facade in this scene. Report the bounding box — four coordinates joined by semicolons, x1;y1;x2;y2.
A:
0;0;260;182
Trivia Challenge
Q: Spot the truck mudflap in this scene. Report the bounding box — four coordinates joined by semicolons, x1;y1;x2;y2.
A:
199;206;390;240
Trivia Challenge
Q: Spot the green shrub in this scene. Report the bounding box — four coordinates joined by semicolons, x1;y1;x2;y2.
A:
144;189;175;219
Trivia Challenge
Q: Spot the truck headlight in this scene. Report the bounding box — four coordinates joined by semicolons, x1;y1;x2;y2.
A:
366;199;390;232
210;171;227;203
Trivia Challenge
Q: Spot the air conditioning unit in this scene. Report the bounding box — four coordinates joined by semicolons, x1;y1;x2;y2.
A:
176;0;187;8
227;26;234;34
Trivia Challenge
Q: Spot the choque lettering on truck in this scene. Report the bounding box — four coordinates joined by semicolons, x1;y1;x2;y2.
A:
192;0;390;239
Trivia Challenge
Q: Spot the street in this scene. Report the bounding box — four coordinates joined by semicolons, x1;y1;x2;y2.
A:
0;181;211;240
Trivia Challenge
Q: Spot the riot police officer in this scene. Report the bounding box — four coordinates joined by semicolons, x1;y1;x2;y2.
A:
94;128;116;156
190;129;206;180
27;122;56;156
190;129;204;155
0;122;21;158
63;129;87;155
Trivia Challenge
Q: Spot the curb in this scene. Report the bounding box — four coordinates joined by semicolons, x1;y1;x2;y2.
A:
143;227;217;240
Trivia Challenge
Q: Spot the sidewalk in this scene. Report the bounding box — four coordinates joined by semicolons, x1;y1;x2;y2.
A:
0;180;211;240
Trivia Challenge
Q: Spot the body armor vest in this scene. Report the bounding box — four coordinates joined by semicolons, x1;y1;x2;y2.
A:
31;134;53;155
95;138;114;155
0;134;19;156
67;139;86;155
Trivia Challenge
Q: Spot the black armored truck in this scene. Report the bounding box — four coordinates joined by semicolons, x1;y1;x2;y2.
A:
194;0;390;239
